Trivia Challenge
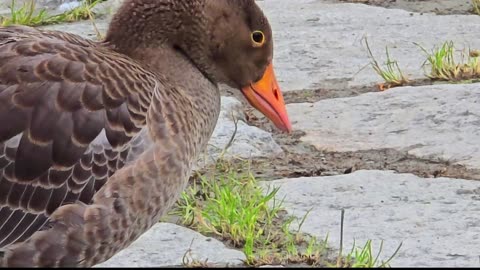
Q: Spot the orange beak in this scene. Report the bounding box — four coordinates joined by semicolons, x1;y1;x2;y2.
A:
241;63;292;133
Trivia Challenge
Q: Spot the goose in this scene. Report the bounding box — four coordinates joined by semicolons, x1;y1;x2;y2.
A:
0;0;291;267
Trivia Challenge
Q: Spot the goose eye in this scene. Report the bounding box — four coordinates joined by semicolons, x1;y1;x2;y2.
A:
251;31;265;47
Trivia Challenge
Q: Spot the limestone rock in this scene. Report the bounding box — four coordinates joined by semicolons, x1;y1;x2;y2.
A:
263;170;480;267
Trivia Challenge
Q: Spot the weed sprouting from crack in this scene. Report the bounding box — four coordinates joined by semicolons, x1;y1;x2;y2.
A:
0;0;104;28
415;41;480;82
169;114;402;267
333;209;403;268
169;117;329;266
363;37;410;91
473;0;480;15
181;238;214;268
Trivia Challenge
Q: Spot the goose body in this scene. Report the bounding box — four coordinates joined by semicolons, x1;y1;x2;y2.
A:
0;0;291;267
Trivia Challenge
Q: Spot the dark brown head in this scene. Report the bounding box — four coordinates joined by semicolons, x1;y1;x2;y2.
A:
205;1;272;87
106;0;292;132
202;0;291;132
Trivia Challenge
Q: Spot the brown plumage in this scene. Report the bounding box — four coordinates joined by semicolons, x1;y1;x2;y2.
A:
0;0;291;267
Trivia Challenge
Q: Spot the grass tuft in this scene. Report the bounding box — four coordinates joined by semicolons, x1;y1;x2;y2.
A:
339;240;402;268
1;0;50;27
48;0;99;24
473;0;480;15
171;157;329;266
170;157;402;267
416;41;480;82
170;120;401;267
363;37;410;91
1;0;102;27
331;209;402;268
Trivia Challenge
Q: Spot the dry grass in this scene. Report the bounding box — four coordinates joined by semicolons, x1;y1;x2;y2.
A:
473;0;480;15
363;37;410;91
416;41;480;82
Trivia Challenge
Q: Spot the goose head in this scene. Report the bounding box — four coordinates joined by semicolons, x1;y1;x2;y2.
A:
107;0;292;133
203;1;292;133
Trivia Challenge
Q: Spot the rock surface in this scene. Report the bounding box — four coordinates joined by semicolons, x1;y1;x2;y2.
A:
258;0;480;91
1;0;83;16
40;19;110;39
327;0;473;15
201;97;283;165
37;0;480;92
97;223;246;267
287;83;480;170
263;170;480;267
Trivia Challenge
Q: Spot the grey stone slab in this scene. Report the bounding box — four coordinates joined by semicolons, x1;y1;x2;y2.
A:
201;96;284;165
39;19;110;40
287;83;480;170
97;223;246;267
258;0;480;91
263;170;480;267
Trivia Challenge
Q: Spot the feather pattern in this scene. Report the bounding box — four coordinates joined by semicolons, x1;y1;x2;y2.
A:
0;23;221;267
0;26;157;251
0;0;276;267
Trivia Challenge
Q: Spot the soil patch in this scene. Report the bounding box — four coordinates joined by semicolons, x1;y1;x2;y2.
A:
243;113;480;182
283;79;436;104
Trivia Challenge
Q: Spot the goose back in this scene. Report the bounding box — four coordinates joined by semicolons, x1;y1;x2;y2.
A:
0;26;156;249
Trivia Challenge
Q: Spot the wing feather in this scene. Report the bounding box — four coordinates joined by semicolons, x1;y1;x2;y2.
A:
0;26;156;248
